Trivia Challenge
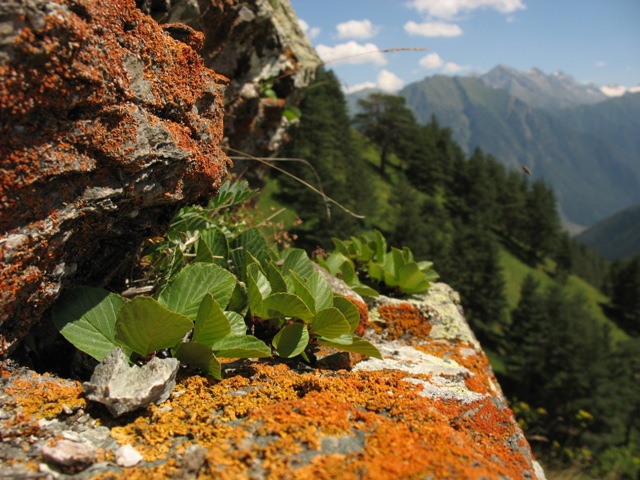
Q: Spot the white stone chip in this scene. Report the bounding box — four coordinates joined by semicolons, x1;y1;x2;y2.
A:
115;444;143;467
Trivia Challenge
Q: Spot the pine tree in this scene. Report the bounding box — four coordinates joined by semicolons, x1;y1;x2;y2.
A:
504;274;551;400
522;180;561;264
353;93;418;175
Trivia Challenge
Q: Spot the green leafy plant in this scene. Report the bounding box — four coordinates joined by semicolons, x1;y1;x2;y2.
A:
53;180;383;379
53;263;270;380
246;250;381;359
319;230;439;296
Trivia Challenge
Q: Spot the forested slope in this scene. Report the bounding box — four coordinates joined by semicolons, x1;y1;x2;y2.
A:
269;68;640;479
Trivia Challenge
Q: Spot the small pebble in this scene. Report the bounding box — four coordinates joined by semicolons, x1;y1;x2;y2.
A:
41;439;96;468
115;444;143;467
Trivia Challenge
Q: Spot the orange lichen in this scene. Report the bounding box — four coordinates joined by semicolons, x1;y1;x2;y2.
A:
415;341;500;397
3;370;86;419
0;0;229;350
375;303;433;340
100;360;537;479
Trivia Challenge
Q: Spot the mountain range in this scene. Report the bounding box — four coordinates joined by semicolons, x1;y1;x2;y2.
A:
347;65;640;232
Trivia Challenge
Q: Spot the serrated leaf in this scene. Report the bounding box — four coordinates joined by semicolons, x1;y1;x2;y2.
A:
247;265;271;318
317;334;383;359
52;287;127;362
116;297;193;357
230;228;270;282
227;281;249;316
280;248;314;279
266;261;288;293
210;335;271;358
192;294;231;347
272;323;309;358
264;292;314;321
175;342;222;380
332;295;361;332
311;308;351;338
226;311;248;336
288;271;316;314
195;226;228;266
307;272;334;312
353;285;379;297
157;263;236;317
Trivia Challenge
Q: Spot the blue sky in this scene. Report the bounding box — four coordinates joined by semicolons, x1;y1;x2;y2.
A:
289;0;640;95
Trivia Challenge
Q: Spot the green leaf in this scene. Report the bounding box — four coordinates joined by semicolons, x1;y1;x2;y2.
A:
352;284;380;298
52;287;127;362
227;281;249;317
192;294;231;347
210;335;271;358
195;226;228;266
266;261;288;293
157;263;236;317
307;271;334;312
175;342;222;380
288;271;316;314
264;292;314;321
311;308;351;338
280;248;314;279
272;323;309;358
332;295;361;332
372;230;387;262
367;260;385;283
317;334;382;359
247;265;271;318
230;228;270;282
226;311;248;336
115;297;193;357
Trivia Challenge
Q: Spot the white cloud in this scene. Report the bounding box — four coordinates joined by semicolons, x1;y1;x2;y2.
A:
377;69;405;92
344;81;378;94
336;19;379;39
595;61;607;68
342;70;405;94
419;52;444;69
418;53;470;74
406;0;525;19
443;62;468;73
298;18;321;39
404;20;463;37
316;41;386;66
601;85;640;97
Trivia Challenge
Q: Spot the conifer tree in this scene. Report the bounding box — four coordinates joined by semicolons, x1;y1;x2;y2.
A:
353;93;418;175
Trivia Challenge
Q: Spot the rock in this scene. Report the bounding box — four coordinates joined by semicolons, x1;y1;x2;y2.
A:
0;283;545;479
115;443;143;467
83;348;180;417
0;0;229;354
41;438;96;469
150;0;322;158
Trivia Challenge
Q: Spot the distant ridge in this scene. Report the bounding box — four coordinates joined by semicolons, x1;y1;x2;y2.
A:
576;204;640;260
478;65;607;110
346;66;640;231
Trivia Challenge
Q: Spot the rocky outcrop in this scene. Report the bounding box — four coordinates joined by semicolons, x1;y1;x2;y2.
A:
0;0;321;354
0;284;545;479
144;0;322;158
0;0;229;352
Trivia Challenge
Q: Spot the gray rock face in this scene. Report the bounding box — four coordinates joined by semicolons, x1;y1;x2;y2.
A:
151;0;322;158
0;0;229;353
83;348;180;417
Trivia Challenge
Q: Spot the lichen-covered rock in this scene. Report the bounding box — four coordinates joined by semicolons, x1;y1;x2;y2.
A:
0;284;545;479
147;0;322;158
0;0;229;353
